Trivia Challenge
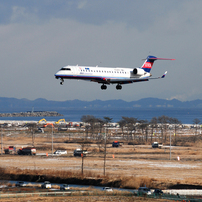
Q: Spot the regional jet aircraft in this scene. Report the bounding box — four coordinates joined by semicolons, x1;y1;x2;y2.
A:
55;55;175;90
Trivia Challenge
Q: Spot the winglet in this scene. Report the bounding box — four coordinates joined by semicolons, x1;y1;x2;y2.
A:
161;71;167;78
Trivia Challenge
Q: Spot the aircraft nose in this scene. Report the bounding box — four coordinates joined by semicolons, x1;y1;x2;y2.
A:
55;71;60;79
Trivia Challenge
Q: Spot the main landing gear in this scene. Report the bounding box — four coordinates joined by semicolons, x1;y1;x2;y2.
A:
60;79;64;85
101;84;122;90
101;84;107;90
116;84;122;90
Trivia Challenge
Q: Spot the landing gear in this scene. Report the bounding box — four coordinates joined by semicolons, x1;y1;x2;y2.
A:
60;79;64;85
101;84;107;90
116;84;122;90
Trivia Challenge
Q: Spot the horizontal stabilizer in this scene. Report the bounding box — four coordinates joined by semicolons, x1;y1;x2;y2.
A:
149;58;175;61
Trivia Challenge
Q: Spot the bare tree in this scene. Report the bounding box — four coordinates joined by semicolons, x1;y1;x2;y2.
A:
97;118;105;134
118;119;127;139
121;117;138;140
169;117;182;145
81;115;97;139
27;123;37;146
138;120;149;142
103;117;113;134
157;115;170;142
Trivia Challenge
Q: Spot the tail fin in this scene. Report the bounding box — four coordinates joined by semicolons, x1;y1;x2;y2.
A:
141;56;157;73
141;55;175;73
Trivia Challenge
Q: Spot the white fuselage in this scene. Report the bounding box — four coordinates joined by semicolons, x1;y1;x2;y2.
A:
55;65;151;84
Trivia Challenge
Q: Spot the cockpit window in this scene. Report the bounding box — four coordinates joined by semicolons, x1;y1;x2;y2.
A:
61;67;71;71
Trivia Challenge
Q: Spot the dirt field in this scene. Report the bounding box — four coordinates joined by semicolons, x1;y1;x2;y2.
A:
1;130;202;190
0;195;171;202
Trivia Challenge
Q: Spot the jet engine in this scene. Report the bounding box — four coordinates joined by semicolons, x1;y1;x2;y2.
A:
133;68;145;76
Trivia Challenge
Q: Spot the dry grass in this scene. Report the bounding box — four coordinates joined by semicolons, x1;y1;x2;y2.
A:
0;195;168;202
1;130;202;190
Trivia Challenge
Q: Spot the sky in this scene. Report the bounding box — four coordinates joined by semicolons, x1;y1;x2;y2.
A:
0;0;202;102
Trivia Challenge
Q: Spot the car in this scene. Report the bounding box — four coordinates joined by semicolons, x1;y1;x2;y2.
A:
153;189;163;195
73;149;87;157
41;181;51;189
15;181;26;187
138;187;151;195
54;150;67;155
60;184;70;190
103;187;113;192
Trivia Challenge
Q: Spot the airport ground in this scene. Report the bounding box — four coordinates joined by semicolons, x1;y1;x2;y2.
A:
0;195;169;202
0;122;202;201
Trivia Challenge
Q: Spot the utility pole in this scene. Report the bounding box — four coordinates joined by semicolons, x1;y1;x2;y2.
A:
52;125;53;156
104;127;107;176
81;153;84;175
1;126;2;155
81;142;85;175
170;130;171;160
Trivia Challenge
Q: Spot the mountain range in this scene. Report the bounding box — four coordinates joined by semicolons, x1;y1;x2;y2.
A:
0;97;202;112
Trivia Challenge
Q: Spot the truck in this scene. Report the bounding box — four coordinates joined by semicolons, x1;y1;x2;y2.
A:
152;142;163;149
112;141;119;147
4;146;16;154
17;147;36;155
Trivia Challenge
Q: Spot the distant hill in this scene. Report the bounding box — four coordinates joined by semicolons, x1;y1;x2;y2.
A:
0;97;202;112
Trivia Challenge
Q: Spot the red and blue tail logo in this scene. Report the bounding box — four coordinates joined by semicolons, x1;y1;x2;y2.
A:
141;55;157;73
141;55;175;73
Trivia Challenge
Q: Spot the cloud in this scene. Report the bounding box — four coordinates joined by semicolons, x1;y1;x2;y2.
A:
0;0;202;101
77;1;87;9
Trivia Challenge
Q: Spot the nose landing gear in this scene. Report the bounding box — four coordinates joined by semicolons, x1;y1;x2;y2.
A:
60;79;64;85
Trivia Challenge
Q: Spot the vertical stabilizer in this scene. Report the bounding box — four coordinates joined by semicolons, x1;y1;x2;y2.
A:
141;55;157;73
141;55;175;73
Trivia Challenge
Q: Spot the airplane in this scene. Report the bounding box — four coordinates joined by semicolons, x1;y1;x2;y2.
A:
55;55;175;90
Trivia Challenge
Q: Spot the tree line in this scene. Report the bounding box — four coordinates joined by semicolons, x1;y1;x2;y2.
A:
81;115;201;144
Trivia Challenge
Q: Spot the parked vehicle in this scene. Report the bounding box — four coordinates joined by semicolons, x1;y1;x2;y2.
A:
4;146;16;154
41;181;51;189
15;181;26;187
152;142;158;148
112;141;119;147
37;127;44;133
73;149;87;157
54;150;67;155
153;189;163;195
138;187;151;195
60;184;70;190
103;187;113;192
18;147;36;155
152;142;163;149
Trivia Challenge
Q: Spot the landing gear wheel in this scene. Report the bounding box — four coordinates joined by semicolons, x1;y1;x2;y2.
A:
101;84;107;90
116;84;122;90
60;79;64;85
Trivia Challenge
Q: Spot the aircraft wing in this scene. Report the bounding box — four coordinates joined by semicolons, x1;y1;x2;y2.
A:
90;77;148;84
91;71;167;85
106;78;149;84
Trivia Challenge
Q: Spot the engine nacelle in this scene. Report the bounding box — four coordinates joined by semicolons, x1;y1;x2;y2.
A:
133;68;145;76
